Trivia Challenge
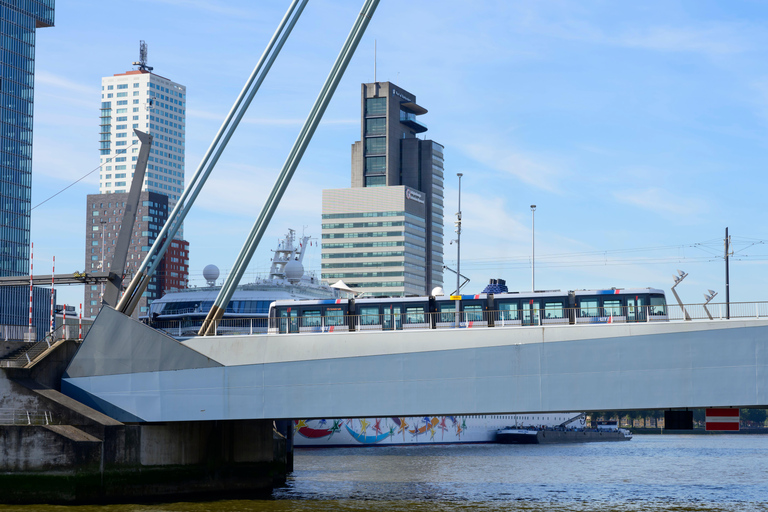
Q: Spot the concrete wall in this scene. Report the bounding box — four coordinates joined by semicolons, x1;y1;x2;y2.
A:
0;341;25;358
0;341;288;504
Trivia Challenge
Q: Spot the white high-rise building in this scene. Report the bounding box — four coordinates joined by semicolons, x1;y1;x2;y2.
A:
99;69;186;203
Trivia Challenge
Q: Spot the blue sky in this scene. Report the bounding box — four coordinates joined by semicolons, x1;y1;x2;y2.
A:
29;0;768;310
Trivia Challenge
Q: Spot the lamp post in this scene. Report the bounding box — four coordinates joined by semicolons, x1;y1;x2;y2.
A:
703;289;717;321
530;205;536;292
455;173;463;326
671;269;691;321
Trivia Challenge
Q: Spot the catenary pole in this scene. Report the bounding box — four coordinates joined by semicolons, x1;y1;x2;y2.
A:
200;0;381;335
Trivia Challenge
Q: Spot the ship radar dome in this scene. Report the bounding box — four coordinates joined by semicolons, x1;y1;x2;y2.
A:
203;264;220;286
284;259;304;283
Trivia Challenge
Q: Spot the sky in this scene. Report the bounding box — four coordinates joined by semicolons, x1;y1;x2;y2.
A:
27;0;768;311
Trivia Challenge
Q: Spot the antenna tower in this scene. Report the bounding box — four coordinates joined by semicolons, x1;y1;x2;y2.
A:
132;40;153;71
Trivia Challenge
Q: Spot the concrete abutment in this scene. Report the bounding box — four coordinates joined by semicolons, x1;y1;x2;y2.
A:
0;340;291;504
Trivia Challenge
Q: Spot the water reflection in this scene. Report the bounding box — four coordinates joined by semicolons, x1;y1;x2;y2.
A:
0;435;765;512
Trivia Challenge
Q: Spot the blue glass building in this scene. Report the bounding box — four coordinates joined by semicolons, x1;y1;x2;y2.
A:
0;1;55;339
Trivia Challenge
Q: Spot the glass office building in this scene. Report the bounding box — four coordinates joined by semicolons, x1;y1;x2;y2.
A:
0;1;55;338
322;82;444;297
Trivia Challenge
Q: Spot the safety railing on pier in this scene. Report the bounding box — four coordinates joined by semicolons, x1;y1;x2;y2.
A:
149;301;768;338
0;408;55;426
0;324;88;368
0;325;36;342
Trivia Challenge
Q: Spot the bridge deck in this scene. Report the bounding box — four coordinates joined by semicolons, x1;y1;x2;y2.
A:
61;306;768;423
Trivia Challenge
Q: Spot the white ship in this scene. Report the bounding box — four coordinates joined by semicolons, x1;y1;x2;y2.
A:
147;229;346;334
294;413;587;446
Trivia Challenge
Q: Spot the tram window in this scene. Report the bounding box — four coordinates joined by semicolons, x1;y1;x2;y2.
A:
438;303;457;322
326;308;344;326
544;302;564;319
580;299;599;317
650;296;667;315
464;304;483;321
405;306;425;324
360;306;380;325
603;300;622;317
499;302;519;320
303;310;321;327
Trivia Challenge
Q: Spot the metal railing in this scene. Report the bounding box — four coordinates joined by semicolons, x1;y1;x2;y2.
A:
149;301;768;338
0;325;36;342
0;323;87;368
0;408;55;426
152;317;270;337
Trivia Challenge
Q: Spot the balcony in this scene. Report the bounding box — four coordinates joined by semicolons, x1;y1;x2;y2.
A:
400;111;427;133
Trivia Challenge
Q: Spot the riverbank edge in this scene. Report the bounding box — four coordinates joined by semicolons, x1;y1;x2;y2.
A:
631;427;768;435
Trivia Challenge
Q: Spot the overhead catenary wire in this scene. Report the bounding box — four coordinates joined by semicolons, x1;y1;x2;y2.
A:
5;140;140;225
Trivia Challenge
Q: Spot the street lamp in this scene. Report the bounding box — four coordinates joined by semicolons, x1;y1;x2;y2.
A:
455;173;463;326
671;269;691;321
530;205;536;292
703;289;718;321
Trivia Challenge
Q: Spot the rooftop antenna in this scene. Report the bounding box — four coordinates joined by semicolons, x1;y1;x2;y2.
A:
374;39;377;83
132;40;153;72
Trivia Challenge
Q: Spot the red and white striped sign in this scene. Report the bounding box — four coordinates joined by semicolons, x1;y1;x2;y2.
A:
705;408;740;431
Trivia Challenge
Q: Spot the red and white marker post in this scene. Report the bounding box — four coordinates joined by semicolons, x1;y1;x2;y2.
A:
28;242;34;341
705;408;740;431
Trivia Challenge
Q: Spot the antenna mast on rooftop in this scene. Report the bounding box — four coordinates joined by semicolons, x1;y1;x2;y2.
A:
132;40;153;71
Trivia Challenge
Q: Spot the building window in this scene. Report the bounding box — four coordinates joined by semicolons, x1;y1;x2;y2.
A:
365;175;386;187
365;156;386;175
366;97;386;116
365;118;386;136
365;137;386;154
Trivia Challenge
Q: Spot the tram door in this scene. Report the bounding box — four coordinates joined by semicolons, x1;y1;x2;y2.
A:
288;309;299;333
522;299;540;326
382;304;402;330
627;296;645;322
278;309;298;333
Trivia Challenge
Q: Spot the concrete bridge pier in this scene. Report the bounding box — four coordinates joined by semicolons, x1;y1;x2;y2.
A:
0;340;291;504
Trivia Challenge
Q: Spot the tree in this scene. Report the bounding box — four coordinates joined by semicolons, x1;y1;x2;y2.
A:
742;408;767;427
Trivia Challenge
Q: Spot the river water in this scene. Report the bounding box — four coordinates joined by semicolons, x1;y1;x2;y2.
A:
1;435;766;512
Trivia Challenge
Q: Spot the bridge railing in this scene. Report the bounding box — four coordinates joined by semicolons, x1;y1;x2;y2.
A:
152;317;269;337
0;408;55;425
0;324;87;368
150;301;768;337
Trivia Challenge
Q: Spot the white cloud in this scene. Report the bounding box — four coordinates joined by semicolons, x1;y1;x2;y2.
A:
512;6;752;58
135;0;255;18
613;187;708;217
460;142;566;193
187;108;356;126
618;25;747;55
36;70;97;96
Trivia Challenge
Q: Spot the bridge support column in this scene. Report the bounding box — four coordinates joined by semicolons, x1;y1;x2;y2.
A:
0;418;289;504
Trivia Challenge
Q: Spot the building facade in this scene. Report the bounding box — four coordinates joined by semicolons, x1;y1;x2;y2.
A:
0;1;55;338
84;191;188;318
85;60;189;319
321;82;444;297
99;70;186;204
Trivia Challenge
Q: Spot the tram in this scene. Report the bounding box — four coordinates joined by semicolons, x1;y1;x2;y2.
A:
267;288;668;334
